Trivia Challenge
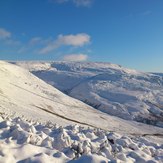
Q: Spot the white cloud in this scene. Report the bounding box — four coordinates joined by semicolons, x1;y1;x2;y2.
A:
73;0;92;7
58;33;90;46
38;40;60;54
29;37;43;45
0;27;21;46
0;28;11;40
63;54;88;61
51;0;93;7
39;33;90;54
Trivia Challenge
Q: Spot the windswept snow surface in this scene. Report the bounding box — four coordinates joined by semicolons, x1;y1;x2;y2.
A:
15;61;163;127
0;115;163;163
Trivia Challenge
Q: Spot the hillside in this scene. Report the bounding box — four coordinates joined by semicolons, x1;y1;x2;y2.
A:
2;61;162;135
15;61;163;127
0;61;163;163
0;61;125;130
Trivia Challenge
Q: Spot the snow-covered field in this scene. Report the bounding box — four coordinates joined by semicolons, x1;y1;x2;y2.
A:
14;61;163;127
0;61;163;162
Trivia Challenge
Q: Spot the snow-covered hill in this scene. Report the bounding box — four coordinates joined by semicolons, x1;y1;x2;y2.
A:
1;61;163;162
14;61;163;127
2;61;162;135
0;61;128;131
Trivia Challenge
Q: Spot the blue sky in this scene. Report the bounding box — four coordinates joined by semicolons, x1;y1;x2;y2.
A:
0;0;163;72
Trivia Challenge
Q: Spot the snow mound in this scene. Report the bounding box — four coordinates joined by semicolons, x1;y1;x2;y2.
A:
0;115;163;163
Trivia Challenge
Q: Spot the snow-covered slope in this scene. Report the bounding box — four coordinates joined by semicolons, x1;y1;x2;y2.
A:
14;61;163;127
0;61;122;130
1;61;163;162
2;61;163;135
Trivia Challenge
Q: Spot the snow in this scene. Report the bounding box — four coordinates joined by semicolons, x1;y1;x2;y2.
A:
0;116;163;163
0;61;163;162
1;61;163;136
14;61;163;127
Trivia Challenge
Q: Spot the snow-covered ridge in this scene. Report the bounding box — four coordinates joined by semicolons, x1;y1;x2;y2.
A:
14;61;163;127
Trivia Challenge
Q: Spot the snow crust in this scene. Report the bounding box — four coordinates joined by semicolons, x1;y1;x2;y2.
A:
0;116;163;163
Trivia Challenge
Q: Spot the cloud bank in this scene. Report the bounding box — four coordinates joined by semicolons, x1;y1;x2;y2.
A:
39;33;90;54
63;54;88;61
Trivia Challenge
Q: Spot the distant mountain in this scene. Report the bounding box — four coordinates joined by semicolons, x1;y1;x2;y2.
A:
14;61;163;127
152;73;163;77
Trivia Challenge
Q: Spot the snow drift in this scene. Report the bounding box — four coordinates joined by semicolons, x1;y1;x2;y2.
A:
0;115;163;163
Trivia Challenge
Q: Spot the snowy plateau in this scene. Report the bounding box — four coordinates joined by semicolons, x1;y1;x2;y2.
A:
0;61;163;163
